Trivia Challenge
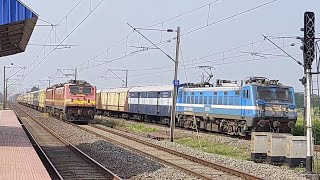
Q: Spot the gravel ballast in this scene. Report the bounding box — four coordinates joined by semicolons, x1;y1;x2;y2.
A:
18;105;197;180
94;118;309;180
19;105;309;180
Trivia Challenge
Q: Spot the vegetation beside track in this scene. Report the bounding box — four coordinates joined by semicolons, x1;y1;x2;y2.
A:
292;113;320;145
96;118;159;133
176;137;250;160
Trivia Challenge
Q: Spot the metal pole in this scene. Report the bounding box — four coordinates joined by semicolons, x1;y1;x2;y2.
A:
48;80;51;87
3;66;5;110
5;79;8;107
170;27;180;142
75;68;77;81
125;69;128;88
304;83;307;135
306;68;313;172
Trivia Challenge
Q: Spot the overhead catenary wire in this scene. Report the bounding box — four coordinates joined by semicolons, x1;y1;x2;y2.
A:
61;0;280;81
14;0;104;85
20;0;281;90
180;45;202;148
180;0;279;37
122;41;300;73
263;34;303;66
73;0;222;71
126;53;302;79
24;0;105;77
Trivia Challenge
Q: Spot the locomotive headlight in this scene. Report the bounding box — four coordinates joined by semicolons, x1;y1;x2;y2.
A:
88;110;93;115
77;109;82;115
288;121;295;129
67;109;74;115
273;121;280;128
288;110;297;119
258;120;266;127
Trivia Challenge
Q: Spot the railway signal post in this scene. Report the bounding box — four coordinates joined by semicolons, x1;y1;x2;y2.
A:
302;11;315;173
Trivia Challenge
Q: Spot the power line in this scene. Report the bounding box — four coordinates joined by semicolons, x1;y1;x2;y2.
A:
127;41;298;72
263;34;303;66
146;0;220;28
127;54;301;79
181;0;279;37
73;0;222;72
33;0;280;84
117;0;281;63
18;0;105;82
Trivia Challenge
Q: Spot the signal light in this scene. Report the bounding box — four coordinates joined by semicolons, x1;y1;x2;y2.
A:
303;12;315;69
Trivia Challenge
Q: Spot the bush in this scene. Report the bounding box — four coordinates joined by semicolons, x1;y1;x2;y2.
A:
292;121;320;145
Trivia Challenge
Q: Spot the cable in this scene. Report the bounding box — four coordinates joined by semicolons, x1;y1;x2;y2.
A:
127;41;298;72
263;35;303;66
74;0;222;71
181;0;279;37
147;0;220;28
20;0;105;81
180;45;202;148
127;53;301;78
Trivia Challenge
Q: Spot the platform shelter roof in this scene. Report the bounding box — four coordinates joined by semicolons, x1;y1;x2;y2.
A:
0;0;38;57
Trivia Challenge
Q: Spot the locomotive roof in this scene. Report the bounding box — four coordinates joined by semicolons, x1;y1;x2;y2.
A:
182;86;241;92
129;85;173;92
181;84;292;92
99;87;131;93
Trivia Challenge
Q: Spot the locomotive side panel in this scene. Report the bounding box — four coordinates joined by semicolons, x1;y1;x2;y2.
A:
46;88;54;108
53;86;65;110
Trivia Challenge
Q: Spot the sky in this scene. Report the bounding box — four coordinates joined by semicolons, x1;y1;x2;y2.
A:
2;0;320;95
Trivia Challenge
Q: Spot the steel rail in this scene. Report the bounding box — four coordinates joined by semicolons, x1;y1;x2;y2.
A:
88;124;263;180
11;104;121;180
10;104;63;180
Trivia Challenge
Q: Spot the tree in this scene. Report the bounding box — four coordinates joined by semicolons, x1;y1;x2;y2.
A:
29;86;39;92
294;92;320;109
295;92;304;108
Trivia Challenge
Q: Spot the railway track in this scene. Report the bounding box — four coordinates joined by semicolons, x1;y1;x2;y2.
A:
97;115;320;154
15;103;262;180
11;104;121;180
94;114;250;141
77;124;263;180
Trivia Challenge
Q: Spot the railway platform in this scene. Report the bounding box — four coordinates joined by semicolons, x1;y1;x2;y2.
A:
0;110;51;180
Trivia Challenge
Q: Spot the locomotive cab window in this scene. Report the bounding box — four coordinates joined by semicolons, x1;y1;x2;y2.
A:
70;86;79;94
243;90;250;98
82;87;92;94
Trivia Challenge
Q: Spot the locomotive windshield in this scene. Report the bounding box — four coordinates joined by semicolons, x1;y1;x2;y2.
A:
82;87;92;94
69;85;92;94
257;87;293;103
70;85;80;94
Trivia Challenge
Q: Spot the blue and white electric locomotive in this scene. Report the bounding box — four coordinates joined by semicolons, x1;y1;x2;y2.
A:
176;77;297;136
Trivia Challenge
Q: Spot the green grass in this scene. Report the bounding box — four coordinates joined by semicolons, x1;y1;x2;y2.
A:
176;137;250;160
127;124;158;133
292;113;320;144
99;119;125;128
98;119;158;133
